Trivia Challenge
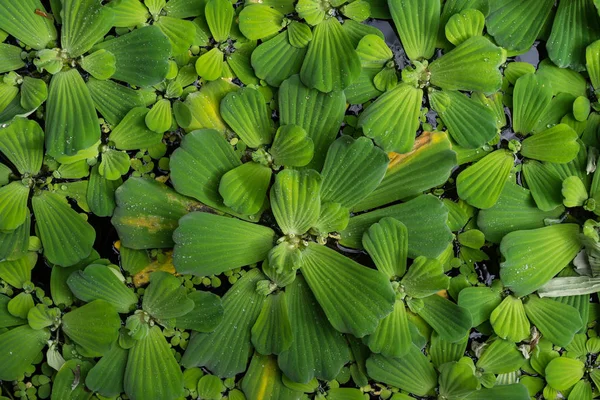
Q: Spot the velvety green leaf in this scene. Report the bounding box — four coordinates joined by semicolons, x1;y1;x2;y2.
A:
93;26;171;87
341;195;453;258
445;9;485;46
402;257;449;298
300;17;360;92
32;191;95;267
278;275;350;383
221;87;274;148
367;345;437;396
62;300;120;357
288;21;312;48
344;67;383;104
429;36;505;93
587;40;600;91
547;0;600;72
0;181;29;231
20;77;48;111
0;294;25;328
364;300;412;358
0;0;56;50
429;89;497;148
271;168;322;235
296;0;327;25
438;360;479;400
513;73;554;135
87;164;121;217
354;131;457;212
270;125;314;167
279;75;346;169
0;83;18;114
311;202;349;235
357;83;422;153
155;16;196;55
490;295;530;342
465;384;529;400
0;213;30;262
477;180;565;243
98;149;130;180
85;343;128;398
252;32;307;87
301;243;395;337
242;353;304;400
205;0;234;41
175;290;224;332
545;357;585;391
362;217;407;279
87;78;146;126
195;48;224;81
173;212;276;276
320;136;388;208
145;99;172;134
8;292;34;319
429;332;468;368
500;224;582;296
524;295;582;347
219;162;272;215
487;0;554;53
125;326;184;400
112;177;202;249
181;269;265;377
341;0;370;22
0;44;25;73
239;4;284;40
536;59;587;97
521;124;580;163
457;150;514;209
388;0;439;61
143;271;194;320
67;264;136;313
165;0;204;18
457;286;502;327
251;292;292;355
51;360;93;400
418;295;471;342
46;69;101;159
356;34;392;69
106;0;149;27
61;0;114;58
477;339;525;374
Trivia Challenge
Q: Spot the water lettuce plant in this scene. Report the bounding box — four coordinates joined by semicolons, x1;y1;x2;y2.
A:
1;0;600;399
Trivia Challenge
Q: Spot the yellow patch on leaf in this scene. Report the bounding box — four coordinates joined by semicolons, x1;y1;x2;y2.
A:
132;251;177;287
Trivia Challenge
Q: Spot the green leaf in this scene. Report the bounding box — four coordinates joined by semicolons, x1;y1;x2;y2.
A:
438;360;479;400
51;360;93;400
205;0;233;41
490;295;530;342
270;125;314;167
0;294;25;328
457;286;502;327
124;326;184;400
477;339;525;374
67;264;137;313
0;213;30;262
99;149;130;180
155;16;196;55
418;295;471;342
20;77;48;111
62;300;120;357
252;32;307;87
111;177;202;249
242;353;304;400
279;75;346;169
388;0;440;61
367;345;437;396
219;162;272;215
0;0;56;50
465;384;529;400
87;78;146;126
181;269;265;377
341;0;370;22
545;357;585;391
296;0;327;25
85;343;128;397
538;276;600;297
239;4;284;40
45;69;101;159
0;181;29;231
175;290;223;332
429;36;505;93
524;295;582;347
8;292;34;319
402;257;449;298
345;67;383;104
513;73;554;135
445;9;485;46
196;48;224;81
500;224;582;296
320;136;388;208
32;191;95;267
486;0;554;53
311;202;349;235
0;83;18;114
341;195;453;258
362;217;407;279
221;87;274;148
477;180;565;243
429;331;468;368
520;124;580;163
457;150;514;209
143;271;194;320
547;0;600;72
536;59;587;97
429;89;497;149
93;26;171;87
106;0;149;27
353;131;457;212
251;292;292;355
288;21;313;48
0;325;49;380
357;83;422;153
300;18;361;92
173;212;276;276
87;164;121;217
570;380;593;400
278;275;350;383
145;99;172;134
364;300;412;358
0;44;25;73
587;40;600;91
61;0;114;58
301;243;395;337
271;168;322;235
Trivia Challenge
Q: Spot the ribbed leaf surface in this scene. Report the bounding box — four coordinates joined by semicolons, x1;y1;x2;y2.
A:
419;295;472;342
0;181;30;231
0;325;49;380
219;162;271;215
521;124;580;163
87;78;146;126
175;290;224;333
402;257;449;298
457;286;502;327
0;0;56;50
388;0;439;61
524;295;582;347
87;164;121;217
477;339;525;374
513;73;553;135
239;4;285;40
61;0;114;58
251;292;292;355
545;357;585;391
490;296;530;342
0;44;25;73
221;87;274;148
242;353;304;400
155;16;196;55
85;343;128;397
364;300;411;358
142;271;194;320
429;332;468;368
62;300;120;357
0;213;30;261
205;0;234;42
252;32;307;87
362;217;407;279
